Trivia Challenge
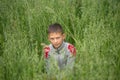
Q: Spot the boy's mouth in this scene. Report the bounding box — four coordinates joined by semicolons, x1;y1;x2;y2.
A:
53;44;60;48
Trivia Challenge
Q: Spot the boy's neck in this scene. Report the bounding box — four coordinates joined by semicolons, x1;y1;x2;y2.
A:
52;41;65;50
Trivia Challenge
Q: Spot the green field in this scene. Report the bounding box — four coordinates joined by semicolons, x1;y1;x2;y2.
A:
0;0;120;80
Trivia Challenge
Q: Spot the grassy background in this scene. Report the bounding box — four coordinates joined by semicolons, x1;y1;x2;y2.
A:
0;0;120;80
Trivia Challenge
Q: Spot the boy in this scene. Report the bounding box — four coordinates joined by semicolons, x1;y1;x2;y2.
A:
43;23;76;75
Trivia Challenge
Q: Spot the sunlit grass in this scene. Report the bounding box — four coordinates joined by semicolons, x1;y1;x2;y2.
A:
0;0;120;80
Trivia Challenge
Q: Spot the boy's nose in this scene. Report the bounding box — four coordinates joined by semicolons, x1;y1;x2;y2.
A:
54;39;57;42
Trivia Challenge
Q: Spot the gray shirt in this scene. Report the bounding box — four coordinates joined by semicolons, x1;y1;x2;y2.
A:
44;41;76;74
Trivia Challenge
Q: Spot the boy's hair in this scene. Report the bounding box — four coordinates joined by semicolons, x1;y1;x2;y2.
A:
48;23;64;34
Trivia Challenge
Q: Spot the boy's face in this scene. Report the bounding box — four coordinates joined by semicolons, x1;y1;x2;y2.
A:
48;32;65;49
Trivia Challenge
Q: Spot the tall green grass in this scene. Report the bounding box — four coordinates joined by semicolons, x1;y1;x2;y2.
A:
0;0;120;80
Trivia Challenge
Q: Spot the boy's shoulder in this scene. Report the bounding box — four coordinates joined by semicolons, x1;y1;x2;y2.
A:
43;43;76;58
66;43;76;56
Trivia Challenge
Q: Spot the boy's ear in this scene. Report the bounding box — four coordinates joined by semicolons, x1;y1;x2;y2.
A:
63;33;66;39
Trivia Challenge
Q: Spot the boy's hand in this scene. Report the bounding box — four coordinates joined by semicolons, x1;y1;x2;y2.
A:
41;43;50;58
41;43;48;48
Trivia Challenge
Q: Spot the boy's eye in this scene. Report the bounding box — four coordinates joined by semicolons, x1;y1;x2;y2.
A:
50;38;54;40
56;37;60;39
50;37;61;41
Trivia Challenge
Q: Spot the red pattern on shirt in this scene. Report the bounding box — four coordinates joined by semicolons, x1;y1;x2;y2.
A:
68;44;76;56
44;46;50;58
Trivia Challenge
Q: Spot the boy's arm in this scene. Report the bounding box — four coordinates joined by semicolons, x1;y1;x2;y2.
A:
44;46;50;59
66;44;76;70
43;46;50;73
